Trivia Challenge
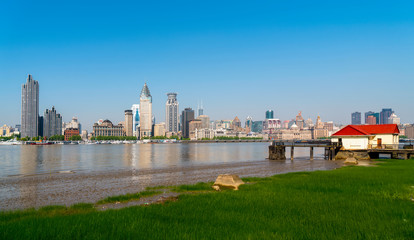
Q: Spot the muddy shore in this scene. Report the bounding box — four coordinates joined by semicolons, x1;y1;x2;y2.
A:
0;159;342;211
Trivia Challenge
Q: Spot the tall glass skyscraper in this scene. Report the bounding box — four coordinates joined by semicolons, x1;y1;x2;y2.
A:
131;104;140;136
265;110;274;119
380;108;393;125
139;83;152;138
166;93;179;134
21;74;39;138
351;112;361;125
181;108;194;138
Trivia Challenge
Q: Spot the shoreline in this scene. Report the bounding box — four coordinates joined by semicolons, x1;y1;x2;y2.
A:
0;159;342;211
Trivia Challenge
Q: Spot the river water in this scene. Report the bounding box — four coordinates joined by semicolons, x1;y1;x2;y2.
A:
0;142;328;178
0;143;341;210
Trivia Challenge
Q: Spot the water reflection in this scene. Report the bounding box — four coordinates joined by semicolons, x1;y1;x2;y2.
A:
0;143;328;178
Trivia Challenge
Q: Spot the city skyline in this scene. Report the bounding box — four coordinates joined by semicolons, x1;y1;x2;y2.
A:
8;74;412;132
1;2;413;129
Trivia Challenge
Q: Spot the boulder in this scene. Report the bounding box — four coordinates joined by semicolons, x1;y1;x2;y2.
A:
212;174;245;191
344;157;358;164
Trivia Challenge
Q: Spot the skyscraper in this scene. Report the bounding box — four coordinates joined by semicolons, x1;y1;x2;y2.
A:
366;115;377;125
380;108;393;125
365;111;379;124
197;101;204;117
21;74;39;138
165;93;179;135
181;108;194;138
43;106;62;137
124;110;133;136
265;110;274;119
197;115;210;129
131;104;139;136
245;116;253;129
351;112;361;125
139;83;152;138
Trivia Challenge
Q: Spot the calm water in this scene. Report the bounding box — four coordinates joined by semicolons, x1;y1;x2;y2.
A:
0;142;325;178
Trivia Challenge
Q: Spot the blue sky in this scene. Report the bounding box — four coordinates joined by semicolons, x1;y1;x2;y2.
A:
1;1;413;130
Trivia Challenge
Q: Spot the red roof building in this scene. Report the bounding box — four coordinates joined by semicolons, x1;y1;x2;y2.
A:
332;124;400;150
332;124;400;136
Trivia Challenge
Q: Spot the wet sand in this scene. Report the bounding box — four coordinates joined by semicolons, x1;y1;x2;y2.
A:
0;159;342;211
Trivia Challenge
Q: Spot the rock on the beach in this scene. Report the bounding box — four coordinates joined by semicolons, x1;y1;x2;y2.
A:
212;174;245;191
344;157;358;164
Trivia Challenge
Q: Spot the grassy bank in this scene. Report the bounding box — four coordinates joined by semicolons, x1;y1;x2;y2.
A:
1;159;414;239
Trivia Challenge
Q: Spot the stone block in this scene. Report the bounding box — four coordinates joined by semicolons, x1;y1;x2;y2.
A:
212;174;245;191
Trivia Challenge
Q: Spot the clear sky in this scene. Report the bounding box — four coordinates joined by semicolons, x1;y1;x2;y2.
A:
1;1;413;131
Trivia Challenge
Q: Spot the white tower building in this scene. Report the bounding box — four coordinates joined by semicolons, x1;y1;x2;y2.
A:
139;83;152;138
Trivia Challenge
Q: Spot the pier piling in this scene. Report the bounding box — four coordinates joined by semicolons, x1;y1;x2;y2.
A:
310;147;314;161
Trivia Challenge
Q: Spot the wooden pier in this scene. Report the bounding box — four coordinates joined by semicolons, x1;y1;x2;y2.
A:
268;140;414;161
268;141;340;161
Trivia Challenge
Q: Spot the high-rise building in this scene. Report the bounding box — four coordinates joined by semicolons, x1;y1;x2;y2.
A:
139;83;152;138
380;108;393;125
181;108;194;138
166;93;179;135
197;115;210;129
366;115;377;125
351;112;361;125
131;104;140;136
197;101;204;117
245;116;253;129
124;110;133;136
365;111;379;124
21;74;39;138
265;110;274;119
43;106;62;137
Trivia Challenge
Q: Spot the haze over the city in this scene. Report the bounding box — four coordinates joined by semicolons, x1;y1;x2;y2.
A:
1;1;413;130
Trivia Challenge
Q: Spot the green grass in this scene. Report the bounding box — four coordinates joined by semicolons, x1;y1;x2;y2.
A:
96;190;161;204
170;182;214;192
1;159;414;239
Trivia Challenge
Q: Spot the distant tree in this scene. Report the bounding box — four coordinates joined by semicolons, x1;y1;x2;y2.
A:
49;135;64;141
152;136;166;139
69;135;82;141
